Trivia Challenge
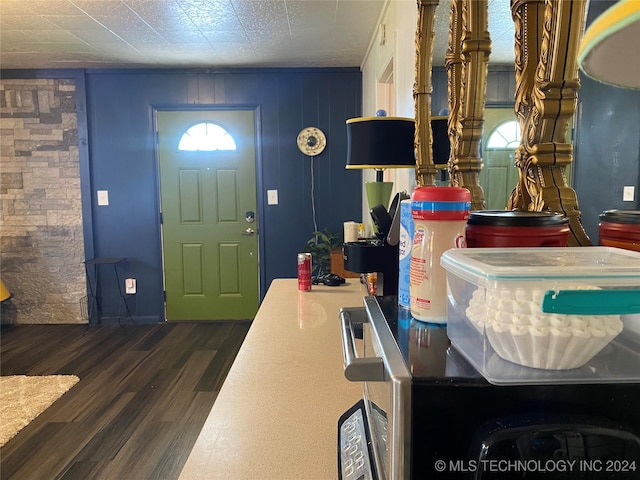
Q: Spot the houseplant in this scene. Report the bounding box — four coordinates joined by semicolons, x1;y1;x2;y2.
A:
304;228;343;276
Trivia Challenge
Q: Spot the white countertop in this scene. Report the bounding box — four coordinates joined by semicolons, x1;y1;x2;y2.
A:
179;278;367;480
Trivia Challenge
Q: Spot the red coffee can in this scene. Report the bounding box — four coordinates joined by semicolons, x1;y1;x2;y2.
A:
599;210;640;252
297;253;312;291
466;211;569;248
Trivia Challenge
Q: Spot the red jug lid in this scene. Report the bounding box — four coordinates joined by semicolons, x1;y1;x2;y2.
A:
411;186;471;203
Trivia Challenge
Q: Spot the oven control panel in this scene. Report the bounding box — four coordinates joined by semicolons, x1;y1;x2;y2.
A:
339;401;375;480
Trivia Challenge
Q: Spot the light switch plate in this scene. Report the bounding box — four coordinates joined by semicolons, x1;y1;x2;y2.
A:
125;278;136;294
267;189;278;205
97;190;109;206
623;186;635;202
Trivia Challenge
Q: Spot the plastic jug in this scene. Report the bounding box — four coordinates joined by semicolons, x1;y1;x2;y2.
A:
410;186;470;323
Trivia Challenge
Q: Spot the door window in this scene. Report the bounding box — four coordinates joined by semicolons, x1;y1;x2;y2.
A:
178;122;237;151
486;120;521;149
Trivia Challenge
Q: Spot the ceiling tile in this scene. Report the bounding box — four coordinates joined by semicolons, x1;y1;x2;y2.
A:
3;29;80;43
230;0;290;31
174;0;243;30
1;0;69;15
154;29;210;43
0;14;61;31
15;41;95;54
88;12;154;32
68;28;128;45
124;0;197;30
45;15;105;30
69;0;131;17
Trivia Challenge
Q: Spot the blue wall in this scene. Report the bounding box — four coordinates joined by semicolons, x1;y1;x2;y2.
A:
82;68;362;322
572;0;640;240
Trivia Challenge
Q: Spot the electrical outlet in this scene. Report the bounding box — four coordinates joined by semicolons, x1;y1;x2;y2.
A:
125;278;136;294
623;186;635;202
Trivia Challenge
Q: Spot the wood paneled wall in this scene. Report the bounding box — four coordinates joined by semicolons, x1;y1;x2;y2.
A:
84;69;363;322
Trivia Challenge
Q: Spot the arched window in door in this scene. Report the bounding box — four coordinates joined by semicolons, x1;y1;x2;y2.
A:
486;119;521;149
178;122;237;151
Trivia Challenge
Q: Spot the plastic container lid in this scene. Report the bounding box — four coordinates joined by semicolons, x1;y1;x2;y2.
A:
600;209;640;224
441;246;640;284
442;247;640;316
467;210;568;227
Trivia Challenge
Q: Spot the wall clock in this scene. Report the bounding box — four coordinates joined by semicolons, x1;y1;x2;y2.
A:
297;127;326;156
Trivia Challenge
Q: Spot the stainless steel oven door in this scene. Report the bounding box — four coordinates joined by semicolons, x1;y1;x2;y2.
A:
340;297;412;480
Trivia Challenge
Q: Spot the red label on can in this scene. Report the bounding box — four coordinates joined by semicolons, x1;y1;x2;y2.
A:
297;253;312;291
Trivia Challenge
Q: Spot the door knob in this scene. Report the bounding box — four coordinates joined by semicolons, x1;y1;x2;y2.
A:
242;227;255;236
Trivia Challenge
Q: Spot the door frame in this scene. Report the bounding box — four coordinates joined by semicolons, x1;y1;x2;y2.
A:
152;104;265;321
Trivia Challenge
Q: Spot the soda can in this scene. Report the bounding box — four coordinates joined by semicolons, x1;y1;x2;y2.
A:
297;253;312;291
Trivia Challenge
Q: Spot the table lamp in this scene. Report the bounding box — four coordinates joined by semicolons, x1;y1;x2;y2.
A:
578;0;640;89
345;112;416;211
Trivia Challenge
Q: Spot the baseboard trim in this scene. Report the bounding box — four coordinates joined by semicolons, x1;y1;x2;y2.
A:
95;315;162;325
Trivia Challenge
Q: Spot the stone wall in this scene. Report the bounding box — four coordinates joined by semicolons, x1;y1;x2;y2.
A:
0;78;86;324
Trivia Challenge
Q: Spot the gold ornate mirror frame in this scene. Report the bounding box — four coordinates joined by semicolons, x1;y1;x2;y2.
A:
414;0;592;246
508;0;591;245
414;0;440;187
445;0;490;211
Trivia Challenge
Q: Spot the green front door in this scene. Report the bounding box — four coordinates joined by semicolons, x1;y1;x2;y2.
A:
480;108;573;211
480;148;519;210
480;108;521;210
157;110;259;320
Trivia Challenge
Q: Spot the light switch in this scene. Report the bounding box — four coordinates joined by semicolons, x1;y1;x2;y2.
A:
97;190;109;206
267;189;278;205
125;278;136;294
623;186;635;202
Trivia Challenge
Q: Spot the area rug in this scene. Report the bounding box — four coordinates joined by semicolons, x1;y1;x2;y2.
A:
0;375;79;447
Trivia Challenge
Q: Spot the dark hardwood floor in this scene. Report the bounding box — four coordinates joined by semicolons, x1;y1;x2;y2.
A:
0;322;250;480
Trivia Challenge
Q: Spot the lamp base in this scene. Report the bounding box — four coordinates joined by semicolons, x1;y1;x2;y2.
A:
365;181;393;235
365;181;393;211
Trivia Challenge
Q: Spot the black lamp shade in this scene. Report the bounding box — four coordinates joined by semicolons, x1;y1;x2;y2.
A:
431;116;450;165
346;116;416;169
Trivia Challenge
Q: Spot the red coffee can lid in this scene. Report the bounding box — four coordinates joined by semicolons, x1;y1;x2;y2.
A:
468;210;568;227
412;186;471;203
600;209;640;225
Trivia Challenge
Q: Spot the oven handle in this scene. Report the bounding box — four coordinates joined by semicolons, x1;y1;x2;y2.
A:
339;307;385;382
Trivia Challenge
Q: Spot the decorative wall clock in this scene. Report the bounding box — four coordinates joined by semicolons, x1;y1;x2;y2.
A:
297;127;326;156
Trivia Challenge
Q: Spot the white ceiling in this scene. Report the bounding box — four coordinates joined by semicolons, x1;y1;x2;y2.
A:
0;0;515;70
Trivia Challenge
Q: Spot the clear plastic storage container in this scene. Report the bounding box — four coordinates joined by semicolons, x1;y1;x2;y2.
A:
441;247;640;385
